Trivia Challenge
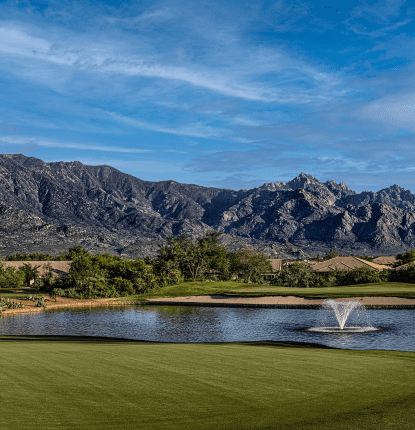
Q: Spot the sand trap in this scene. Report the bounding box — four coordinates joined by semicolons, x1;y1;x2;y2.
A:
148;295;415;306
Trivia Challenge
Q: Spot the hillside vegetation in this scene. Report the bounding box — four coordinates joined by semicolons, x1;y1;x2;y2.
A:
3;154;415;257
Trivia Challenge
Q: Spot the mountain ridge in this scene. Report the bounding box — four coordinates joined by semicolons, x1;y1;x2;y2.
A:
1;153;415;258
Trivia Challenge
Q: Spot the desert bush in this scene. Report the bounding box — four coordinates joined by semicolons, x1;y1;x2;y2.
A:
387;264;415;283
272;263;389;288
0;297;24;309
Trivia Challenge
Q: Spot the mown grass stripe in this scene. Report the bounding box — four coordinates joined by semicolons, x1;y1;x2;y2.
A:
0;338;413;429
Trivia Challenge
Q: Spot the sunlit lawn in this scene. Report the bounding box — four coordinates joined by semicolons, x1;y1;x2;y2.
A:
0;337;413;430
119;281;415;301
0;288;41;299
3;282;415;303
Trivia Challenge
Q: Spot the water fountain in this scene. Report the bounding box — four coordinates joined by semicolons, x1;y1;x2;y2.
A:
309;299;378;333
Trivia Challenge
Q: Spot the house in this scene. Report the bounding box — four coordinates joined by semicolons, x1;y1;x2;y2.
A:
311;256;390;272
0;261;72;281
261;259;282;281
372;256;398;266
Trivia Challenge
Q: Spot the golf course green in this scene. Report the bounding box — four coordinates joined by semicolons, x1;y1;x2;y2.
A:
1;336;414;429
119;281;415;301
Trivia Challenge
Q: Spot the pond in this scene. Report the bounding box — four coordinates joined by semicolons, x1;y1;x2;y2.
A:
0;305;413;351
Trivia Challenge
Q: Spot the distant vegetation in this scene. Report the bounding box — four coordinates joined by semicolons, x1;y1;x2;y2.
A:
15;232;269;299
0;262;42;289
395;249;415;267
272;263;389;288
2;239;415;299
3;252;69;261
271;249;415;288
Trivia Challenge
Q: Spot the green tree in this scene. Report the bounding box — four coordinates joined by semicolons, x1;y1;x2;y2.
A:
395;249;415;267
66;246;92;261
272;262;315;288
154;231;226;281
18;263;40;287
233;248;272;283
50;249;161;298
0;265;25;289
324;249;339;260
333;267;384;286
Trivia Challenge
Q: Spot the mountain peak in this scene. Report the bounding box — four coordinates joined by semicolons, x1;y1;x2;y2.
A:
0;154;414;257
287;173;320;188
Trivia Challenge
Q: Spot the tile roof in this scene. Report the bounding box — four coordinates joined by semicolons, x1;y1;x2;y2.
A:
372;256;398;266
0;261;72;276
311;256;390;272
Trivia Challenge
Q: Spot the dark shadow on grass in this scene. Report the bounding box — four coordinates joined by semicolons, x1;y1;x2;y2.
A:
230;340;338;349
0;336;339;348
0;335;160;344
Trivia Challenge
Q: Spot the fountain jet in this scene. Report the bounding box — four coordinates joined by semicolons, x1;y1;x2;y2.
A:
309;299;378;333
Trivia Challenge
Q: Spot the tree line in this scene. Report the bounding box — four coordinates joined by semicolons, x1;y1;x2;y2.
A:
272;248;415;288
0;263;41;289
3;237;415;297
0;232;271;298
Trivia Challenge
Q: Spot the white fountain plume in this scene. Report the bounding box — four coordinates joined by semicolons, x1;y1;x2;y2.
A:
322;299;366;330
309;299;378;333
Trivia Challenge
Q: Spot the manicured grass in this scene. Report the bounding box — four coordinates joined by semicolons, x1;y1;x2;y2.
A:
0;288;41;299
232;282;415;299
120;281;415;301
0;337;413;429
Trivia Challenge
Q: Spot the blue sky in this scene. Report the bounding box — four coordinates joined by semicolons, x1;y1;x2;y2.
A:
0;0;415;192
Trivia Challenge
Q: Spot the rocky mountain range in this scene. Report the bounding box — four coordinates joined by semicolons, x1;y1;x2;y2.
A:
0;153;414;259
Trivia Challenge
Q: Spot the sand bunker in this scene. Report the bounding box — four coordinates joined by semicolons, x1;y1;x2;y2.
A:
148;295;415;306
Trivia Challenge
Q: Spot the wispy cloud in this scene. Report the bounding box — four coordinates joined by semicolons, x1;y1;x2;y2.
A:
345;0;413;36
0;136;151;153
1;0;415;192
0;24;271;101
0;13;350;106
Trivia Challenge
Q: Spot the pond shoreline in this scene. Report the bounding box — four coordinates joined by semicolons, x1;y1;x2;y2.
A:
2;294;415;316
146;294;415;309
144;300;415;309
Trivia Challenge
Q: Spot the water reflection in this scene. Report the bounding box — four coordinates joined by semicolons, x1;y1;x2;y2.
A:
0;306;413;351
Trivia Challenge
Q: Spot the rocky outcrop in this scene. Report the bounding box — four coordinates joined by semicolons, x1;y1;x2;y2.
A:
1;154;415;258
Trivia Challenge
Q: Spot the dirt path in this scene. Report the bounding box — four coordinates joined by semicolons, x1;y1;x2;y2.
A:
148;295;415;306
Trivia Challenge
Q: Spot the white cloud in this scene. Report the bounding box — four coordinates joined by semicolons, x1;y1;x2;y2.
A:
0;26;51;56
0;135;151;153
104;8;176;28
0;14;348;105
357;93;415;130
345;0;413;36
105;111;229;139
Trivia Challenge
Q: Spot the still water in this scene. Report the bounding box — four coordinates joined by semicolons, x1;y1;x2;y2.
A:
0;305;413;351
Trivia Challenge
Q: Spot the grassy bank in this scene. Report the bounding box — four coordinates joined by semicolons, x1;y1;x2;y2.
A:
0;288;40;298
116;281;415;301
2;282;415;304
0;337;413;429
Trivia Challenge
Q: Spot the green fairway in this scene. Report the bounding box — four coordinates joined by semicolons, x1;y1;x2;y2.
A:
0;289;41;299
230;282;415;299
0;337;414;429
121;281;415;301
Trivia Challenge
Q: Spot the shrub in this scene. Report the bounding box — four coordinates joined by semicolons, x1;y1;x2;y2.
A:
272;263;388;288
107;278;135;296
